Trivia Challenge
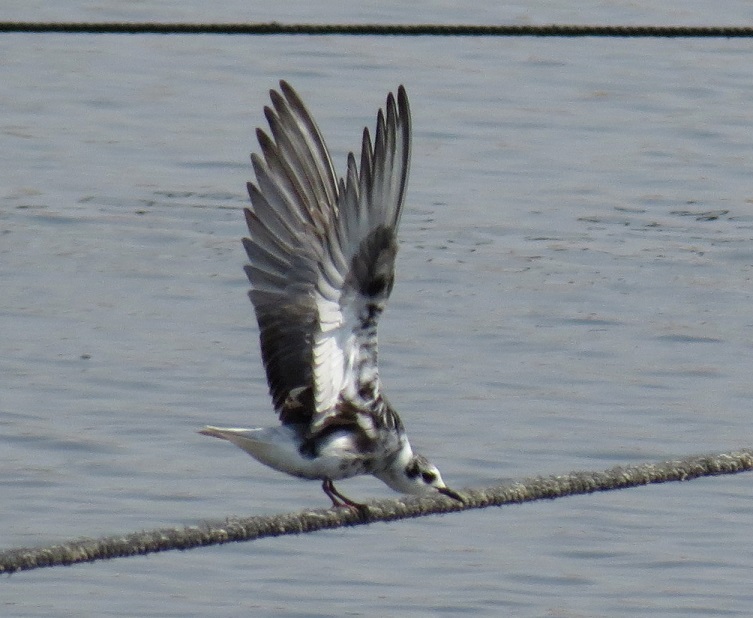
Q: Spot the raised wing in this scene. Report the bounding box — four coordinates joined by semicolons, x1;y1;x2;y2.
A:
243;81;411;427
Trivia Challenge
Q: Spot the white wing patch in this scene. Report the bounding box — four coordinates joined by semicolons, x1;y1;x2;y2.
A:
312;292;352;413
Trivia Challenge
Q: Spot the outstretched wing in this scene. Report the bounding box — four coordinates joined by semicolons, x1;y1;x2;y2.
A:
243;81;411;428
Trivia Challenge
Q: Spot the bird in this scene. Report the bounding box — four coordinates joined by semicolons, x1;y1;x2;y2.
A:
199;81;462;509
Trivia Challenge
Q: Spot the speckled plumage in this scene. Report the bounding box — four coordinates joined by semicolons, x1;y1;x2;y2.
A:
200;81;461;508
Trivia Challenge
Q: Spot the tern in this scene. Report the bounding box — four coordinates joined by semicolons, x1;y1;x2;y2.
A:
200;81;461;508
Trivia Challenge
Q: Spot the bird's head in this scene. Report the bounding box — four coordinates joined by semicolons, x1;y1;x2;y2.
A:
375;452;463;502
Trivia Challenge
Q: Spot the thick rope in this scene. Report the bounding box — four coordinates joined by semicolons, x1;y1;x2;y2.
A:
1;449;751;574
0;23;753;37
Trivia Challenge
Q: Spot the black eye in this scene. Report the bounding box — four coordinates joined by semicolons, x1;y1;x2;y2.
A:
421;471;436;484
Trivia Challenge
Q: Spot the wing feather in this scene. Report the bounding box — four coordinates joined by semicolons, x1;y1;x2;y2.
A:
243;81;411;427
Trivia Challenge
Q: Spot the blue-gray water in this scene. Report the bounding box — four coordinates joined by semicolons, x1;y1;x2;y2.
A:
2;2;753;616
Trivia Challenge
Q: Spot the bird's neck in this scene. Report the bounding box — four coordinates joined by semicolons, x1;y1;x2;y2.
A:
372;439;415;492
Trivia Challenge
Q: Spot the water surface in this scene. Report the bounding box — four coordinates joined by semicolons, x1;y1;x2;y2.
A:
2;4;753;616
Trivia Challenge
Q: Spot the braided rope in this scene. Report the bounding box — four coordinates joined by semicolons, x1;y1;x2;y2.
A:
2;449;751;574
0;23;752;37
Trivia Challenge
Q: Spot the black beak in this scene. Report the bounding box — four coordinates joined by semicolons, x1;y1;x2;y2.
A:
438;486;464;503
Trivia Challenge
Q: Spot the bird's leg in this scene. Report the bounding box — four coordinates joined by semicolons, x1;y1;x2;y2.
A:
328;482;366;510
322;479;345;508
322;479;367;511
